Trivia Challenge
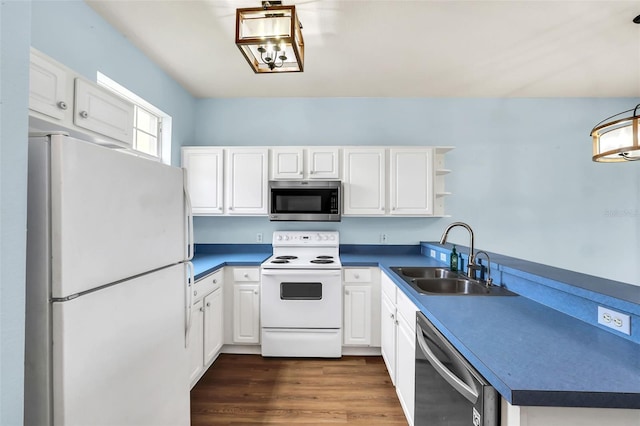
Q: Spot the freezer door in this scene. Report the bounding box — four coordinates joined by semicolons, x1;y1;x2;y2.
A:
48;134;188;297
52;263;189;426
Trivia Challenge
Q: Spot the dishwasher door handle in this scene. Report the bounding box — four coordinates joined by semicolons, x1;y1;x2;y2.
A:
416;325;479;404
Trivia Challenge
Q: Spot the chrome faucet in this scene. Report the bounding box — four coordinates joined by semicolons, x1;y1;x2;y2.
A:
439;222;479;279
474;250;493;287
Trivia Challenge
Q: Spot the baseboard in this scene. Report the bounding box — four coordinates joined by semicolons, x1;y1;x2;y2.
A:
341;346;382;356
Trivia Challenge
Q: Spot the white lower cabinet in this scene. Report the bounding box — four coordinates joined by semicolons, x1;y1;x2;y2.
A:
380;273;398;384
230;268;261;344
502;399;640;426
395;289;418;426
381;271;418;426
342;267;380;347
188;269;223;388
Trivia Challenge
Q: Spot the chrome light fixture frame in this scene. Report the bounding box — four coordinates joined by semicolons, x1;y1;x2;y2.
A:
590;104;640;162
235;3;304;74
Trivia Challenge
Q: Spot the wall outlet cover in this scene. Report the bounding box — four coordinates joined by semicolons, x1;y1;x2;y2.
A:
597;306;631;336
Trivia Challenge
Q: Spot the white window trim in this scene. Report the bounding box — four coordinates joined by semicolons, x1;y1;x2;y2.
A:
97;72;172;165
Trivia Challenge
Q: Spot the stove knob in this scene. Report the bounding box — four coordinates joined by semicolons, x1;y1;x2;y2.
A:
284;235;290;241
329;235;335;241
323;235;329;240
277;235;283;241
315;234;322;241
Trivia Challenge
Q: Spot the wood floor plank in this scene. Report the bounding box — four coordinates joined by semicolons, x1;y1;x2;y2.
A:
190;354;407;425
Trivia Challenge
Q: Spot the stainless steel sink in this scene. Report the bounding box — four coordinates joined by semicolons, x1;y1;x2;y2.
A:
391;267;457;279
390;267;516;296
412;278;491;295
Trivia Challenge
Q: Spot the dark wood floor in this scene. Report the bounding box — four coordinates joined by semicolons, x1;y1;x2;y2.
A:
190;354;407;425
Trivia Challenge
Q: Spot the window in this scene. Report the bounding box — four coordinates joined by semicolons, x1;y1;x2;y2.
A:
97;72;172;164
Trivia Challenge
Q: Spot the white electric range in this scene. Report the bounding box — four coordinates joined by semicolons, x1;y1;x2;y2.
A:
260;231;342;358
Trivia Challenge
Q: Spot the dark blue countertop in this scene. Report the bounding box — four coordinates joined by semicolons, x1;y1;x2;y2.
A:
192;244;271;280
192;243;640;409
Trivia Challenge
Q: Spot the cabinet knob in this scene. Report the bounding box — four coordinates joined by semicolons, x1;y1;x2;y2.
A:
309;170;315;174
243;273;249;278
392;207;396;211
380;207;384;211
79;110;89;119
254;290;258;295
229;207;234;211
199;307;204;312
390;313;395;319
395;320;399;325
345;290;350;295
206;302;211;307
212;279;217;284
354;274;360;279
193;290;198;296
57;101;68;110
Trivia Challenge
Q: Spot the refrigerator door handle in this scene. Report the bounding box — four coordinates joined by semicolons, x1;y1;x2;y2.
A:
182;168;194;261
185;261;195;348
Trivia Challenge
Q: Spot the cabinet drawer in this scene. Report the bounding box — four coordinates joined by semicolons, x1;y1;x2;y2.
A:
233;268;260;282
396;289;418;333
193;269;222;302
343;268;372;283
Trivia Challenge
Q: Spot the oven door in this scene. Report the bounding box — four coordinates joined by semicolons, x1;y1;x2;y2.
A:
260;269;342;328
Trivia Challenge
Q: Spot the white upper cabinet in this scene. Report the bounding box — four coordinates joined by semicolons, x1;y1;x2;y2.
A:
306;147;340;179
270;147;340;180
181;147;224;215
28;48;134;147
389;148;433;216
342;148;386;215
271;148;304;179
73;79;134;144
29;52;69;121
225;148;268;215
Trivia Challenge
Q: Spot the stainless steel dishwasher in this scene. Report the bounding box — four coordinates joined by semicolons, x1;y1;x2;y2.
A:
415;312;499;426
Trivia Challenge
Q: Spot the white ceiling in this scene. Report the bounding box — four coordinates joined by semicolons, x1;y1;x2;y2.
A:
86;0;640;98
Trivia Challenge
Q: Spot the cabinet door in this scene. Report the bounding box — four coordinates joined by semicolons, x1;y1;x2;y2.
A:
380;293;397;384
233;283;260;344
307;147;340;179
225;149;268;215
29;52;69;121
343;284;372;346
74;78;134;145
389;148;434;215
271;148;303;179
188;299;204;387
203;288;223;366
396;313;416;426
343;148;386;215
182;147;224;215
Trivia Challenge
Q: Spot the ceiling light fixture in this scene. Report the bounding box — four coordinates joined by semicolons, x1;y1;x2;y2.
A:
235;1;304;73
590;104;640;162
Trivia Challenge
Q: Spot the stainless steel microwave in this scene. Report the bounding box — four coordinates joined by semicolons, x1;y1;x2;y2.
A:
268;180;341;222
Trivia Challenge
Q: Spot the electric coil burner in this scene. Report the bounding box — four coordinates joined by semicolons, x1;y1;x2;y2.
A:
260;231;342;358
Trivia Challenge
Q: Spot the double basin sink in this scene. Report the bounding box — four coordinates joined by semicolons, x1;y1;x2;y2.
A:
390;267;516;296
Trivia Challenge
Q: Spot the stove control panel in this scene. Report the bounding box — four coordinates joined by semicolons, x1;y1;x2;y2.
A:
272;231;339;246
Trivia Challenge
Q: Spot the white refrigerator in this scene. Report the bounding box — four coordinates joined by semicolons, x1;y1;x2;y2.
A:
24;133;194;426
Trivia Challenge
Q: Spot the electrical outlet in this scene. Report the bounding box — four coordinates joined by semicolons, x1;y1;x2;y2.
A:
430;249;436;258
598;306;631;335
256;233;263;243
439;252;447;262
380;234;388;244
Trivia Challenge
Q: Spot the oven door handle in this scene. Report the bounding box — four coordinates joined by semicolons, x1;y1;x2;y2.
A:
416;324;479;404
261;269;341;277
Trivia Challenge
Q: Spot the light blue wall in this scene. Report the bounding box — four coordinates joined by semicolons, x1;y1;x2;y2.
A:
1;2;31;425
192;98;640;285
31;1;197;166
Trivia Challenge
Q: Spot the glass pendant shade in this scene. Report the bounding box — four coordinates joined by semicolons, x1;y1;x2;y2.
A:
591;105;640;162
236;5;304;73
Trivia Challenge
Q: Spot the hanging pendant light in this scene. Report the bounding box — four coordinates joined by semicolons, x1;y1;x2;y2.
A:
235;1;304;73
590;104;640;162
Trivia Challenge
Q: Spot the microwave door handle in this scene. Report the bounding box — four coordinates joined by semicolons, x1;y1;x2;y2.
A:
416;325;479;404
